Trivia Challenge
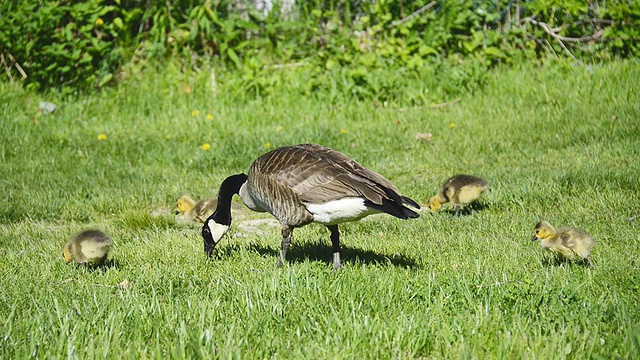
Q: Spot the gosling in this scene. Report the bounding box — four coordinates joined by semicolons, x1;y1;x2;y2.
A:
62;229;112;266
428;174;489;216
175;194;218;223
532;221;594;266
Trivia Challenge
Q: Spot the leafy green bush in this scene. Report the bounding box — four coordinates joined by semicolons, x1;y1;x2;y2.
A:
0;0;137;90
0;0;638;94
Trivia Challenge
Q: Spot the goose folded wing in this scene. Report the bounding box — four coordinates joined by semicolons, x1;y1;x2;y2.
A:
257;144;413;208
280;163;388;205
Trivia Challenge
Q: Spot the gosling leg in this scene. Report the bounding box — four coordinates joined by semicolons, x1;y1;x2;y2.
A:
454;205;461;217
327;225;343;270
585;257;595;268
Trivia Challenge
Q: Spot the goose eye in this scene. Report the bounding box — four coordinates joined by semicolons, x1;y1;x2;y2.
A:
535;230;539;234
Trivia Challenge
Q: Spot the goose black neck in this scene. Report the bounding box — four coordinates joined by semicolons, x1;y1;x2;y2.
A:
210;173;248;226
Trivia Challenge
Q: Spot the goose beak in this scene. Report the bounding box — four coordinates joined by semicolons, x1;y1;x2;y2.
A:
202;223;215;257
531;235;538;242
205;243;215;257
174;209;180;215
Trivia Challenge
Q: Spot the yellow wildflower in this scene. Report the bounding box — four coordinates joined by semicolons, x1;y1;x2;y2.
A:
340;128;348;134
95;18;104;26
201;143;211;151
264;143;272;149
191;110;200;117
448;123;456;129
206;114;214;120
276;126;283;132
97;133;107;140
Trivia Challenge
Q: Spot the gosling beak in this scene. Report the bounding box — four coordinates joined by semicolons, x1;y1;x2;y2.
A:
174;209;180;215
531;235;538;242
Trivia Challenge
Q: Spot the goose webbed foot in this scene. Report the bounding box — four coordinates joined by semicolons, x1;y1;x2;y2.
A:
327;225;343;270
332;252;343;270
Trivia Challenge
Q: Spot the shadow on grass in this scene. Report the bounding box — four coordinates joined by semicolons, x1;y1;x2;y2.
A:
541;255;593;268
210;241;419;268
72;258;121;271
440;202;489;217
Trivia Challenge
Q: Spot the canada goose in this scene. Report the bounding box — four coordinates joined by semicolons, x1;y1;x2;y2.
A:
428;174;489;216
532;221;594;266
62;229;112;266
175;194;218;223
202;144;420;269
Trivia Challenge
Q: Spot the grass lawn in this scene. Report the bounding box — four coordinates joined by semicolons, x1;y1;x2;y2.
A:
1;61;639;359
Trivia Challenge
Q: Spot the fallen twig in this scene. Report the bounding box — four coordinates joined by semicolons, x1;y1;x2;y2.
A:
396;97;462;112
550;18;614;33
429;97;461;109
0;53;11;81
266;62;309;69
523;17;605;43
476;280;523;289
523;17;578;61
543;38;559;57
387;1;437;30
6;52;27;79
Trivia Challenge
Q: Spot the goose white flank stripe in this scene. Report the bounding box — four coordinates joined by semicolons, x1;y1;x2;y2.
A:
305;198;378;224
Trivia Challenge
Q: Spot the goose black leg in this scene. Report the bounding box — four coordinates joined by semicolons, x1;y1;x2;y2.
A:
327;225;343;270
277;227;292;268
454;205;461;217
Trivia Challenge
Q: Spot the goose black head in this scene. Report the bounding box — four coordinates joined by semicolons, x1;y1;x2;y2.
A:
201;173;248;257
202;217;229;257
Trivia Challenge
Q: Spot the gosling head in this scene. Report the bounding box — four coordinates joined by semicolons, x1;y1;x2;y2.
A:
202;216;229;257
532;221;556;242
428;196;442;214
175;195;196;215
62;243;74;263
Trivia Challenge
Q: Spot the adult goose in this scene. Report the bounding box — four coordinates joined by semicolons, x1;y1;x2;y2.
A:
202;144;420;269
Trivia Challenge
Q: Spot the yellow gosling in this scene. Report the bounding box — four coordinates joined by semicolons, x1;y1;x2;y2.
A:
62;229;112;266
532;221;594;266
175;195;218;223
428;174;489;216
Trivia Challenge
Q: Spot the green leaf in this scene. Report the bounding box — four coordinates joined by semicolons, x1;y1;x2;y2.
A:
418;45;438;57
484;47;506;59
113;17;124;29
227;48;241;68
98;73;113;87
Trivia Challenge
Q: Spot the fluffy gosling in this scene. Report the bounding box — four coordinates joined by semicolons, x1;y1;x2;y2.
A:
532;221;594;266
62;229;112;266
175;195;218;223
428;174;489;216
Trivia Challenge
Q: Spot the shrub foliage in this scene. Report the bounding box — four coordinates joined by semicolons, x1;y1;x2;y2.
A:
0;0;638;94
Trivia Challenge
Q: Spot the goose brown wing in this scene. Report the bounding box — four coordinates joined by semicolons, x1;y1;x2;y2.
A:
253;144;400;206
296;144;403;192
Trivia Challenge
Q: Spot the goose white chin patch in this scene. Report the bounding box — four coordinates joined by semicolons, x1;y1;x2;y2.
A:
206;220;230;243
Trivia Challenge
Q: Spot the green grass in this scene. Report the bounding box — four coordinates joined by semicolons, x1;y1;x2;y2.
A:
1;61;639;359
